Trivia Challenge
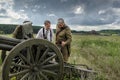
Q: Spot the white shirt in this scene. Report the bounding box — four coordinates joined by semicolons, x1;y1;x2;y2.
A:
36;27;54;42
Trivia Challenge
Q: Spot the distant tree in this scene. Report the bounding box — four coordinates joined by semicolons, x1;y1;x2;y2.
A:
0;24;42;34
0;31;4;34
90;30;99;35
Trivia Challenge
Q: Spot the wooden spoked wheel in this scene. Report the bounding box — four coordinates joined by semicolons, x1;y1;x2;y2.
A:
2;39;64;80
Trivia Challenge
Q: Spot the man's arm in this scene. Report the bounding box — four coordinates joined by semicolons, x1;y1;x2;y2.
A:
36;28;43;39
12;25;22;38
65;28;72;45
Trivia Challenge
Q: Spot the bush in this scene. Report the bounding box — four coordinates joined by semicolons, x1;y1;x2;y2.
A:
0;31;4;34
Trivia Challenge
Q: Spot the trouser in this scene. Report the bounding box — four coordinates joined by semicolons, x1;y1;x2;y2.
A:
57;45;69;62
61;46;69;62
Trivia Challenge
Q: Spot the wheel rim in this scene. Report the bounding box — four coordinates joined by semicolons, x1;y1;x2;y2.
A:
2;39;64;80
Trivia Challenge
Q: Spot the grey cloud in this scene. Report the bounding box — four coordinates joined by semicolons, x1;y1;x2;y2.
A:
0;8;6;13
0;0;120;26
113;0;120;8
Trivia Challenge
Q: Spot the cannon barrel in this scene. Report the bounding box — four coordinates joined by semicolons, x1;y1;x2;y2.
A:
0;44;14;51
0;36;22;51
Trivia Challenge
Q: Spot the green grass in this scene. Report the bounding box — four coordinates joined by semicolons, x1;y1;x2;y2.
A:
69;35;120;80
0;34;120;80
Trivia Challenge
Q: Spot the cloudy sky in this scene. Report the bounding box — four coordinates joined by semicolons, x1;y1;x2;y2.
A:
0;0;120;31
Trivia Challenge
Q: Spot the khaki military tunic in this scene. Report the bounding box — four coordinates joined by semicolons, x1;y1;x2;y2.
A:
56;25;72;62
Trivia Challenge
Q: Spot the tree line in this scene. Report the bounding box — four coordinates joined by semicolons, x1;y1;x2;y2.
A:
0;24;120;35
0;24;42;34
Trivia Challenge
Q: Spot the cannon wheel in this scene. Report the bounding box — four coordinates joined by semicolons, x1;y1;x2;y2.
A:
2;39;64;80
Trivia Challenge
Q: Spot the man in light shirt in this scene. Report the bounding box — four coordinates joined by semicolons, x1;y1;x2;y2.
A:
36;20;54;42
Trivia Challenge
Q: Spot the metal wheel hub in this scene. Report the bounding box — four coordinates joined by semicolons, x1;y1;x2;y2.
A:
30;64;40;72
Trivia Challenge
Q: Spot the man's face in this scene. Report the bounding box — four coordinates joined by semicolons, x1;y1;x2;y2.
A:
45;23;51;29
58;23;64;28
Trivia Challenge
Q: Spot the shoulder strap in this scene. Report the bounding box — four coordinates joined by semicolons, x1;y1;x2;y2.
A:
43;27;52;41
56;26;67;37
50;29;52;41
43;27;46;39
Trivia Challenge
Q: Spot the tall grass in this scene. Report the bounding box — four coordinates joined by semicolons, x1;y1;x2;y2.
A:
69;35;120;80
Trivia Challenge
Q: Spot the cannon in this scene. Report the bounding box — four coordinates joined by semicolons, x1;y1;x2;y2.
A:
0;36;97;80
0;36;64;80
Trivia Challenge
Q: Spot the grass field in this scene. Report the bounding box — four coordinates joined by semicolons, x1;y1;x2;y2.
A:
0;34;120;80
69;34;120;80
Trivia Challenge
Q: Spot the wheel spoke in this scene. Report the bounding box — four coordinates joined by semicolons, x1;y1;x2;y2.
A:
42;69;57;77
42;63;59;69
41;54;57;65
36;73;41;80
39;72;49;80
9;69;29;78
26;48;31;63
38;48;49;63
20;73;29;80
33;74;36;80
28;74;33;80
27;47;35;63
11;63;30;69
19;53;31;65
35;45;41;62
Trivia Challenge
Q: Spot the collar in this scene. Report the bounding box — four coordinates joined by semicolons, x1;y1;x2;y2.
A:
44;27;51;31
60;25;67;30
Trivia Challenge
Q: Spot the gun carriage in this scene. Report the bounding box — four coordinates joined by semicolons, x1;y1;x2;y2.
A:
0;22;97;80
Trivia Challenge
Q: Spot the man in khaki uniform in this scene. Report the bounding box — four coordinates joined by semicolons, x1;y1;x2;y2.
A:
1;21;33;62
13;21;34;39
56;18;72;62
